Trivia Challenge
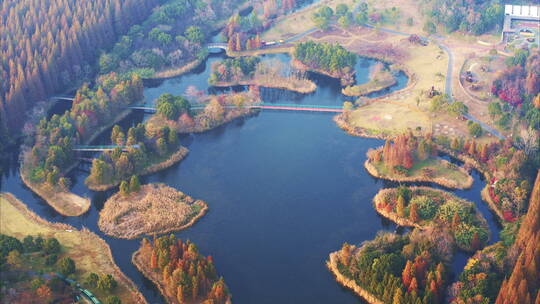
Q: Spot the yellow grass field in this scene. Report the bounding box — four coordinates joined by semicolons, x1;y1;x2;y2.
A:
0;193;146;303
262;0;356;41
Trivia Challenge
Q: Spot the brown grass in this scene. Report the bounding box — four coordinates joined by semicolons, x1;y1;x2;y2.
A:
0;193;146;303
98;184;207;239
213;76;316;94
149;58;203;80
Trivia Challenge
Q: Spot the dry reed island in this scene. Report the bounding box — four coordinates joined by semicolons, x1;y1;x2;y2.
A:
132;235;232;304
0;193;146;303
208;56;317;94
99;183;207;239
364;133;474;189
342;62;398;97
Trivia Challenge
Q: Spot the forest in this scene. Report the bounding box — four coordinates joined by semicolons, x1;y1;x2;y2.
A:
224;0;300;52
24;73;144;195
294;41;357;74
86;121;181;190
423;0;504;35
99;0;248;77
0;0;162;134
490;50;540;132
375;186;489;251
333;229;450;304
134;235;231;303
435;135;531;222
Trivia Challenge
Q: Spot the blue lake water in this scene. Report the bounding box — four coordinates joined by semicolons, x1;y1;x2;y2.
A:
1;52;500;303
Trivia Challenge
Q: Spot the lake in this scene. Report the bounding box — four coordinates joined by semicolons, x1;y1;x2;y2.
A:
1;52;500;304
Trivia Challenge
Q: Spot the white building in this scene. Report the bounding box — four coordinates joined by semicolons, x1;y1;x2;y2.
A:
502;4;540;41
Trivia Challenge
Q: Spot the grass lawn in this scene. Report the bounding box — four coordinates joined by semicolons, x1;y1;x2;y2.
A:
262;0;357;41
347;101;431;136
0;193;144;303
370;156;472;189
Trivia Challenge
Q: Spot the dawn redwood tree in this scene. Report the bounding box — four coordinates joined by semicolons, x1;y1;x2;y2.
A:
402;260;414;288
396;195;406;217
409;203;420;222
129;175;140;193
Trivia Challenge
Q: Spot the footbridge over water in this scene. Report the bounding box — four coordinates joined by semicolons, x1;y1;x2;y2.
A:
128;103;343;113
207;43;228;51
73;144;140;152
51;96;75;101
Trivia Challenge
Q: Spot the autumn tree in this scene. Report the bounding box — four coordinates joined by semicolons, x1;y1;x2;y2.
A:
396;195;406;217
409;203;420;222
129;175;141;193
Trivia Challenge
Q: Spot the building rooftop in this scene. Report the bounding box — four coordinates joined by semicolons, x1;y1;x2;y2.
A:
504;4;540;18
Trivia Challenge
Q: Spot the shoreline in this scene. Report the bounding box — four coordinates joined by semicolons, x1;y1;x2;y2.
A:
146;58;204;80
364;158;474;190
435;145;504;223
85;147;189;191
1;193;147;304
19;168;91;217
291;59;355;86
132;249;175;303
326;252;384;304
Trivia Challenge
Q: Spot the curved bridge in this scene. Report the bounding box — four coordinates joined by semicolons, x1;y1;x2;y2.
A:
207;43;228;51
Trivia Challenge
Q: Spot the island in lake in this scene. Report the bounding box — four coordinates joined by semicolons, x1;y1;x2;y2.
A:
132;235;231;304
99;183;208;239
365;133;474;189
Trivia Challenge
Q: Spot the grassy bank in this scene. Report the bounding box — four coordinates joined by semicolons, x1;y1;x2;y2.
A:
364;153;473;189
19;168;90;217
98;183;207;239
0;193;146;303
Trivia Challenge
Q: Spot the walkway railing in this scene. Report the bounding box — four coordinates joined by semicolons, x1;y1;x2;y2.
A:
73;145;140;152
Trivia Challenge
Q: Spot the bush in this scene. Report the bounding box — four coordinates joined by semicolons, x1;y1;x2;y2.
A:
84;272;99;288
106;296;122;304
468;122;483;137
423;21;436;34
45;254;58;266
57;257;76;276
411;196;437;220
98;274;117;293
43;238;60;255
